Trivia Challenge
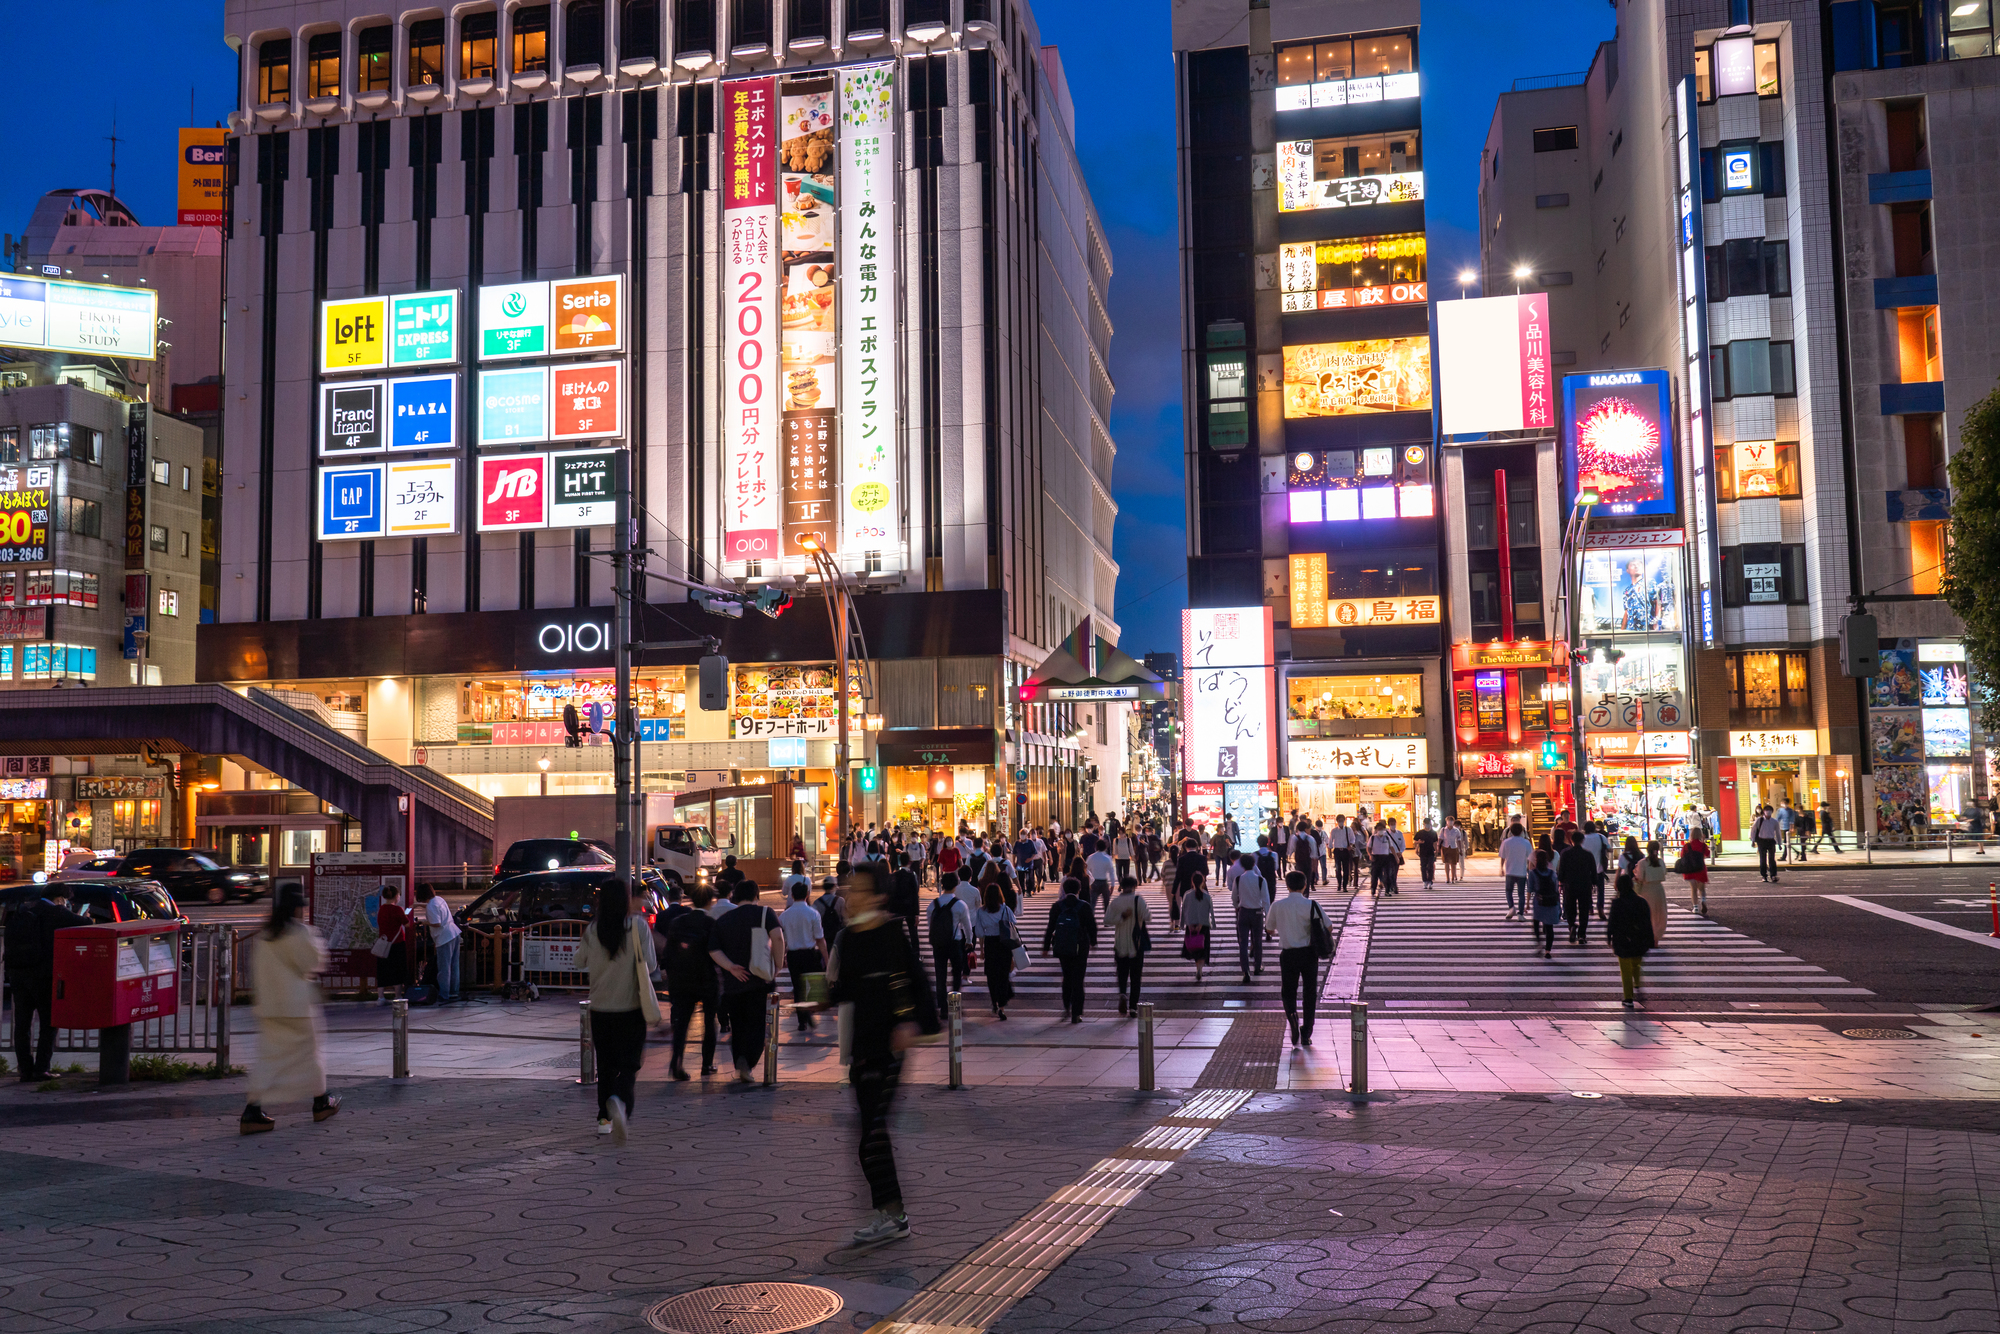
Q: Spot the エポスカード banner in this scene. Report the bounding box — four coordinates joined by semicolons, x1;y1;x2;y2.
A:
839;62;897;555
722;76;781;563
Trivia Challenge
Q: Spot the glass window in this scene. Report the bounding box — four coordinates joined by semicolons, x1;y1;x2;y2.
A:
1695;47;1712;102
511;5;549;73
1727;339;1774;396
565;0;605;65
1315;39;1354;81
357;25;391;92
1287;673;1422;739
1949;0;1993;58
149;524;169;552
0;428;15;463
1724;238;1766;296
1723;440;1801;499
621;0;658;60
460;10;498;80
258;37;291;104
1765;240;1791;296
1754;40;1779;97
1739;652;1782;709
1533;126;1579;153
1770;341;1797;396
1276;42;1315;85
409;18;445;85
1313;129;1420;178
1353;33;1411;77
1910;519;1945;595
280;829;325;866
307;31;341;97
152;458;171;485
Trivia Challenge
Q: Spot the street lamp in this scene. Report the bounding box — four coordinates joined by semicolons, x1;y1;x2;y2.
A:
797;536;860;852
537;753;551;797
1458;268;1477;299
1512;263;1532;294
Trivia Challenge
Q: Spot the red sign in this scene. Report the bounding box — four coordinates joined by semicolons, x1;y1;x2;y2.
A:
477;454;549;531
1472;752;1518;777
1518;292;1553;430
550;361;623;441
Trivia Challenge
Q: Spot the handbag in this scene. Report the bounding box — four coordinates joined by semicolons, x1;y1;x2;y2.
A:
369;936;392;959
1181;926;1207;956
1672;850;1697;874
1134;920;1154;955
748;908;776;982
1011;943;1031;973
1308;902;1335;960
630;920;662;1025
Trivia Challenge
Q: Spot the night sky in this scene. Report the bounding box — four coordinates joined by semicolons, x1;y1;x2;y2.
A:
3;0;1617;659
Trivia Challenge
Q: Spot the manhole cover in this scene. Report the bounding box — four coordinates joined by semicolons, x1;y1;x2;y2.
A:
645;1283;841;1334
1841;1028;1924;1040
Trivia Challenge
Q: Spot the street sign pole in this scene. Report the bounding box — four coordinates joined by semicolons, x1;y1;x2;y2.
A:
612;448;634;889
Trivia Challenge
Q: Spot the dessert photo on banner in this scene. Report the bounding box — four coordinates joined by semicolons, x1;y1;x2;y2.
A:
779;75;838;557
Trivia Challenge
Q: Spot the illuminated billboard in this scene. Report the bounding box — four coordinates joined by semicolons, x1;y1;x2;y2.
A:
1564;368;1676;517
176;128;227;226
1578;545;1683;635
1283;338;1432;418
0;275;158;361
1435;292;1555;436
1578;642;1688;732
1182;606;1276;784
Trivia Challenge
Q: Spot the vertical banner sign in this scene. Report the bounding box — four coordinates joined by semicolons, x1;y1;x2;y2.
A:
779;74;839;555
723;76;780;563
839;63;896;554
1287;552;1329;628
176;129;228;226
1181;607;1277;784
123;573;148;661
124;405;147;570
1675;78;1721;650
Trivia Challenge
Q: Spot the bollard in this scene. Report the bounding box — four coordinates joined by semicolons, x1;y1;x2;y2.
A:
1948;831;1955;864
392;998;410;1079
1349;1001;1369;1096
1866;834;1873;866
1989;882;1998;938
1137;1001;1156;1092
576;1001;595;1085
947;991;965;1090
763;990;780;1086
213;933;233;1076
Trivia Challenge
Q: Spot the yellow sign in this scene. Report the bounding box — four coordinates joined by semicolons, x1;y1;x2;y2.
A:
322;296;388;373
176;129;228;226
1289;553;1328;628
1327;595;1440;628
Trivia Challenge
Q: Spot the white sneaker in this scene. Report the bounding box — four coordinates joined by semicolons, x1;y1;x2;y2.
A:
597;1119;613;1136
607;1095;628;1145
852;1209;910;1245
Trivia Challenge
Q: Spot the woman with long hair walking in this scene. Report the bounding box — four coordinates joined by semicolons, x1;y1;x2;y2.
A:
574;878;659;1143
240;884;339;1134
972;881;1019;1019
1678;828;1712;915
1637;838;1671;944
1529;849;1563;960
1180;873;1214;985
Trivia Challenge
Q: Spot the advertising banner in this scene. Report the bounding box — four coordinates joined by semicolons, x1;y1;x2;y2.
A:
781;74;838;554
1289;738;1428;777
840;61;898;554
0;277;159;360
0;465;52;565
722;75;782;563
550;274;623;353
1182;606;1276;784
317;464;385;541
1325;594;1441;628
1675;79;1721;648
479;280;549;359
782;411;837;551
1564;368;1676;517
1435;292;1555;436
549;360;623;440
550;449;620;528
476;453;549;531
1282;338;1432;417
1729;729;1815;758
1276;142;1424;213
384;458;457;536
1578;642;1688;732
1289;553;1329;628
1578;547;1683;635
321;296;387;373
125;409;146;568
478;367;549;446
320;380;385;455
387;373;457;450
388;289;459;366
176;128;228;226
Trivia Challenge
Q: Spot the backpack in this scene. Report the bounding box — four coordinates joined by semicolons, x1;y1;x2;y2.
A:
928;896;961;954
1050;898;1086;957
1533;872;1560;909
663;912;716;989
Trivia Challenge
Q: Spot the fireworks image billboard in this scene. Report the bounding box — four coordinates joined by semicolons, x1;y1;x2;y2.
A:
1563;368;1676;518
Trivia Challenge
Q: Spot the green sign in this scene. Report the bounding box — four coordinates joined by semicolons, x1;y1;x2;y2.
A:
857;766;879;793
478;281;548;360
389;289;459;366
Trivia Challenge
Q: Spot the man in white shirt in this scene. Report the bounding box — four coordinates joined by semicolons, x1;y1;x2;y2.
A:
1267;870;1323;1046
1330;816;1356;892
418;885;462;1003
1229;851;1272;982
1085;846;1118;918
1751;805;1782;882
777;882;827;1030
1498;823;1535;920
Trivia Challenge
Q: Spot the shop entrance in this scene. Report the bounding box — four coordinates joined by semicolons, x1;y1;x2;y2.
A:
1743;761;1803;828
1459;786;1523;850
928;798;953;830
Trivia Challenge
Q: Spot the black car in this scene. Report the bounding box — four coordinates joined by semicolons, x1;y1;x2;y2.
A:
493;838;615;883
111;848;269;904
0;877;186;927
458;866;669;930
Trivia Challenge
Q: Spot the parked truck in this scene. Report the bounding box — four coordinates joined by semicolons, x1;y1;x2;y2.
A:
489;794;724;889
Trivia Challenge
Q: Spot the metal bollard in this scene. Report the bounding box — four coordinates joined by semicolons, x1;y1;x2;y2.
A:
213;933;233;1075
763;990;780;1086
947;991;965;1090
1349;1001;1368;1096
1137;1001;1156;1092
1948;831;1954;863
576;1001;595;1085
392;998;410;1079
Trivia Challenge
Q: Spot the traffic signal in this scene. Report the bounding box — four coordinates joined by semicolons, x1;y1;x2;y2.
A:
752;586;793;618
563;703;583;747
691;589;745;618
857;766;879;793
1541;737;1562;770
698;654;729;711
1841;612;1879;677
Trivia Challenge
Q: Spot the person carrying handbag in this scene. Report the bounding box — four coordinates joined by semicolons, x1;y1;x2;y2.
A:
1179;875;1214;984
372;883;410;1003
709;881;787;1084
1673;832;1711;915
1267;870;1329;1046
1105;875;1152;1015
574;878;660;1142
971;883;1019;1020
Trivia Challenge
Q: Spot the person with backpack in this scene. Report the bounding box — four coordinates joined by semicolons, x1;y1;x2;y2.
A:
826;861;937;1246
815;877;845;941
1414;819;1439;889
1529;849;1563;959
1105;875;1152;1015
1556;829;1598;946
573;879;659;1141
1676;828;1712;914
1041;877;1098;1023
663;886;721;1079
1179;873;1214;984
1268;870;1330;1046
888;853;923;958
708;881;786;1083
927;882;973;1016
1606;875;1657;1007
1229;851;1271;982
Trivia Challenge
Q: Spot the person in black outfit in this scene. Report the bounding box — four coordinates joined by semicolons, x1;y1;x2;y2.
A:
1555;830;1599;946
708;881;785;1083
886;853;923;959
1041;877;1099;1024
1170;839;1206;926
660;885;721;1078
4;885;89;1081
827;862;936;1246
1606;877;1657;1007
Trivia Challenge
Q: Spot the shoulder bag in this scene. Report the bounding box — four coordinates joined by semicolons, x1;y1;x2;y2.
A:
747;908;777;982
1308;901;1335;960
629;920;663;1025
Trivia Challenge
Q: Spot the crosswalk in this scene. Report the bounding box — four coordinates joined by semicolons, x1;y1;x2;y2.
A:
926;883;1350;1011
1361;886;1873;1000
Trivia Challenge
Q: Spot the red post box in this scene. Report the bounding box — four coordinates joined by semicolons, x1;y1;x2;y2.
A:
52;920;183;1029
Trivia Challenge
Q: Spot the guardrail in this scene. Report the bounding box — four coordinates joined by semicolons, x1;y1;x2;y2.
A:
1;923;237;1059
1864;831;1998;863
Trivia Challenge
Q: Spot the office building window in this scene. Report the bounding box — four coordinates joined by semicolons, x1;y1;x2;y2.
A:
1695;47;1712;102
1949;0;1994;59
1712;339;1797;399
357;24;392;92
149;523;169;552
409;18;445;85
1726;651;1811;724
566;1;605;66
306;31;341;97
1533;125;1578;152
731;0;772;48
511;5;549;73
676;0;716;54
1716;440;1801;501
1722;543;1807;606
55;497;102;538
258;37;291;103
152;458;171;485
460;10;498;80
619;0;657;60
1897;306;1943;383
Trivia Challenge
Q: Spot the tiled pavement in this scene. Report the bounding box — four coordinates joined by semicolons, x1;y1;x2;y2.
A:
5;1077;1999;1333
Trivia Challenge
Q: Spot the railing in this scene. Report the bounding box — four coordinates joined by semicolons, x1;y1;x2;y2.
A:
1511;71;1587;92
503;919;593;990
1864;831;1998;862
2;923;238;1059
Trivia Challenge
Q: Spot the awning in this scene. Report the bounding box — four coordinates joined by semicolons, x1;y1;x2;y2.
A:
1018;617;1172;703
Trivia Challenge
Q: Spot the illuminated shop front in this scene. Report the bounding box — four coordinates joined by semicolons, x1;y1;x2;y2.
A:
1867;638;1987;832
877;729;1002;834
1586;729;1699;841
1281;669;1437;831
1450;641;1572;832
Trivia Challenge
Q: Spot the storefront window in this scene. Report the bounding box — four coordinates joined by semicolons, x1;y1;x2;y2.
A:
456;674;688;743
1287;673;1421;738
281;829;326;867
1277;235;1426;311
1274;32;1417;110
1726;650;1811;725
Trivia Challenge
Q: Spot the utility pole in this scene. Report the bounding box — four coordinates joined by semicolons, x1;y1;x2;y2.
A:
835;568;851;848
612;448;634;887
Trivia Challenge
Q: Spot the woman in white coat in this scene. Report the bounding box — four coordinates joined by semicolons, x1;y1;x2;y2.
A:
1636;839;1671;946
241;884;340;1134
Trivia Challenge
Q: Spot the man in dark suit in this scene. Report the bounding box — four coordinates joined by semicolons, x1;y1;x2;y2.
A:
4;885;90;1081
